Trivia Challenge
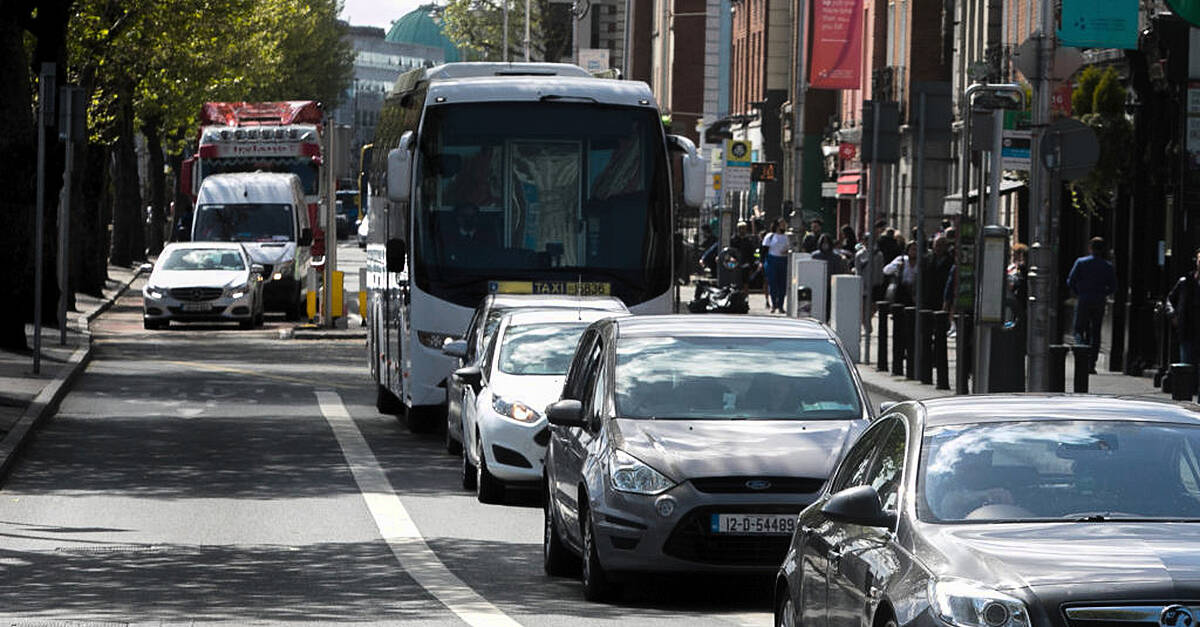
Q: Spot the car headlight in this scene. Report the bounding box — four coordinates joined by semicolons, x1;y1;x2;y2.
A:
272;261;293;282
928;579;1030;627
225;283;249;299
491;396;541;423
608;449;675;495
144;286;164;300
417;330;459;350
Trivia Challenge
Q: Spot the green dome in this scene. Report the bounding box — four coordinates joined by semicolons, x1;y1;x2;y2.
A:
386;4;461;63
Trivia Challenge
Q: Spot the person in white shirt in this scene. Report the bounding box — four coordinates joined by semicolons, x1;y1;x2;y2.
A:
761;218;791;313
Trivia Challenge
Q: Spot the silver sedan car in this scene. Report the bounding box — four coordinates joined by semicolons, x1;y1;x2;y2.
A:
543;315;872;601
141;242;265;330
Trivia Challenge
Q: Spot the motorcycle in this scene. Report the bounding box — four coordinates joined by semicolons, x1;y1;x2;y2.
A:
688;247;751;314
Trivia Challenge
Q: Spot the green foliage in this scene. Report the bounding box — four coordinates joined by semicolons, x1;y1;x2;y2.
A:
1068;66;1130;216
440;0;548;61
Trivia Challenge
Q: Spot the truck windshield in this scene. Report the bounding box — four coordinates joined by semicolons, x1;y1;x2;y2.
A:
413;102;672;308
194;204;295;242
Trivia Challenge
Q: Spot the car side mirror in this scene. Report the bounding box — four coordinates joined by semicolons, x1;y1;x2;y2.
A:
453;365;482;393
546;400;586;428
250;264;265;276
299;228;313;247
386;238;406;273
138;262;153;274
667;134;706;209
386;131;414;203
879;401;897;415
821;485;896;530
442;339;468;360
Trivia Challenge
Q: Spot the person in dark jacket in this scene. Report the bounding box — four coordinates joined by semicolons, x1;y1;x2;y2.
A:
1066;236;1117;372
812;233;847;275
922;235;954;311
801;218;823;253
1167;249;1200;364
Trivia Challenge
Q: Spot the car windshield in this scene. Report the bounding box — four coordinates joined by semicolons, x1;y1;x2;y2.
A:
498;322;590;375
161;248;245;271
919;420;1200;523
614;337;862;420
194;204;294;242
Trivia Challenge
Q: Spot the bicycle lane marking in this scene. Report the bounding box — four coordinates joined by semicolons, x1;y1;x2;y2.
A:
315;390;522;627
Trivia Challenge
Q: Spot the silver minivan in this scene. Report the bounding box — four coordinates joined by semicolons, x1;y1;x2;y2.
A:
542;315;873;601
192;172;312;319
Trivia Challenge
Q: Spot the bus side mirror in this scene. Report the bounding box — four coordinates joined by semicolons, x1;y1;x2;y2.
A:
299;228;313;247
387;131;414;203
386;238;406;273
668;134;706;209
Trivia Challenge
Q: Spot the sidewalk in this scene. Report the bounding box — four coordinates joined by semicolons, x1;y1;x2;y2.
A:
709;287;1171;404
0;265;142;477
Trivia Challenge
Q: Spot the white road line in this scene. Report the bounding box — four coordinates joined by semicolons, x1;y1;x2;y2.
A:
315;390;522;627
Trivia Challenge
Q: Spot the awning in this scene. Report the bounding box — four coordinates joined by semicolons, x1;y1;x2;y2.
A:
836;172;862;196
943;179;1026;215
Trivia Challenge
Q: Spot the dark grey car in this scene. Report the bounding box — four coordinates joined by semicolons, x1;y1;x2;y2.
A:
543;315;872;601
774;395;1200;627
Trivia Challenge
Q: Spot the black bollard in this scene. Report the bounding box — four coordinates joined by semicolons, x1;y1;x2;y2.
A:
918;310;935;384
1049;345;1070;393
876;301;890;372
934;311;950;390
904;306;917;380
1171;363;1197;401
1071;345;1091;393
955;312;971;394
891;304;905;377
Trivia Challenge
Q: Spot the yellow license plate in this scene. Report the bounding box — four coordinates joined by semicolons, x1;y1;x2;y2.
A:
489;281;610;296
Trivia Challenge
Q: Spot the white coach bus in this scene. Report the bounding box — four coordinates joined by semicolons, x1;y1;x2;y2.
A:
365;62;704;430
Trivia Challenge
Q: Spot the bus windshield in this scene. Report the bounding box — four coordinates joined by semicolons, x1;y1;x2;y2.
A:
414;102;672;307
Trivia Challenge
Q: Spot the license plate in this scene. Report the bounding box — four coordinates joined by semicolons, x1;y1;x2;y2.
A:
531;281;610;296
711;514;797;535
181;302;210;312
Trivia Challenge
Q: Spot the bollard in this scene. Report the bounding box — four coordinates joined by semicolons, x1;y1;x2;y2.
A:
919;309;934;384
934;311;950;390
904;307;917;380
1171;363;1197;401
955;312;971;394
1049;345;1070;393
1071;345;1091;393
891;304;905;377
876;301;889;372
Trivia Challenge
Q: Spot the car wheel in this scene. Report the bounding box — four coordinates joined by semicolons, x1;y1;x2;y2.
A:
581;505;620;602
475;434;504;504
445;413;462;455
375;384;405;415
776;596;797;627
544;483;579;576
285;289;302;322
461;441;477;491
143;319;159;330
239;318;254;329
406;405;438;434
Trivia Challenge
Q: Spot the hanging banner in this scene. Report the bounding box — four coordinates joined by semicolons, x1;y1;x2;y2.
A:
1059;0;1139;50
809;0;864;90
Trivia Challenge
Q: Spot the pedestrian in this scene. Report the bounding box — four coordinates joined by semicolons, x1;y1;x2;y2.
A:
1008;243;1029;326
876;221;900;263
801;218;823;253
1166;248;1200;364
923;235;954;311
698;224;718;276
883;241;919;306
838;224;857;251
812;233;847;275
1066;236;1117;373
730;221;760;287
762;218;791;313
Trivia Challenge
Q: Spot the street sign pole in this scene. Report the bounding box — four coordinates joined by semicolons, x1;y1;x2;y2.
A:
913;92;927;379
57;86;84;346
864;101;881;364
1027;19;1057;391
33;63;55;374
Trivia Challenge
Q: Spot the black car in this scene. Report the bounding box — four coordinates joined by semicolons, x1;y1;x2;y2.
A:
774;395;1200;627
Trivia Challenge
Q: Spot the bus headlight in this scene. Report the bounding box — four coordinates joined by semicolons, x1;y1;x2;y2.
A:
417;331;459;350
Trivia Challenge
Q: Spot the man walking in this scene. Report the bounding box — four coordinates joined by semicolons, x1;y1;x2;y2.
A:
1167;249;1200;364
1066;237;1117;373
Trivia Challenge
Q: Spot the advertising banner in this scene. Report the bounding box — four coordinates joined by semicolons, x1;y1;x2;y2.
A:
809;0;864;90
1059;0;1138;50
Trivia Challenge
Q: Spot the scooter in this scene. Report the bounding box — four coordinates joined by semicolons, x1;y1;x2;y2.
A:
687;248;751;314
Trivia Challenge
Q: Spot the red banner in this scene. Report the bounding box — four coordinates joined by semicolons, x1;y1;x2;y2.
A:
809;0;864;90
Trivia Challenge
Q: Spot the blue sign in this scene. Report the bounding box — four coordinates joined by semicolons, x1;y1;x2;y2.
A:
1059;0;1139;50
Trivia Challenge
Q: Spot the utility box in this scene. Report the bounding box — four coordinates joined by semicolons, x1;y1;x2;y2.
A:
830;275;863;362
788;254;826;321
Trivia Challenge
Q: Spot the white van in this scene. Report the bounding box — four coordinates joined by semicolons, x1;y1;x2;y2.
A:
191;172;312;319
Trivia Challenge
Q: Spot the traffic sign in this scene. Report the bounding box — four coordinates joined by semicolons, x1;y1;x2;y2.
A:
724;139;753;191
713;173;722;191
1042;118;1099;180
751;162;777;182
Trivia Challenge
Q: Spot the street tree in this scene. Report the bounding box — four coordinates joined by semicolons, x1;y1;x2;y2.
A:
1069;65;1132;216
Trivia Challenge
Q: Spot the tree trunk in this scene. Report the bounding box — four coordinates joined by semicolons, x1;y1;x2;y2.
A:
109;89;143;267
144;116;167;255
0;11;36;350
74;143;109;297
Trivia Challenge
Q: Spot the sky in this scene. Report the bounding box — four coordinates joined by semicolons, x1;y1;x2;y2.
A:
340;0;423;30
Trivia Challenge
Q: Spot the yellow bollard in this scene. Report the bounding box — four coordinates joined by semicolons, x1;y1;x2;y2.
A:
332;270;344;318
306;289;317;321
358;289;367;322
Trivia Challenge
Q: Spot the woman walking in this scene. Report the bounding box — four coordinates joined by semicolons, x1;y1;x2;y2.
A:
762;218;790;313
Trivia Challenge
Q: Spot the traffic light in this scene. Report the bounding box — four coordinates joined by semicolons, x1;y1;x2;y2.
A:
861;100;900;164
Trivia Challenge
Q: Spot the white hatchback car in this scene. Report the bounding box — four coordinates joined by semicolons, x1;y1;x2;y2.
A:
141;242;264;330
457;308;624;503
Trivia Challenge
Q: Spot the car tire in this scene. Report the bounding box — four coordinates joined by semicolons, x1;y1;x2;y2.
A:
239;318;254;329
143;319;160;330
581;505;620;602
375;384;405;415
776;596;797;627
445;415;462;455
543;483;579;577
406;405;438;434
475;435;504;504
285;289;302;322
461;443;477;491
254;310;265;328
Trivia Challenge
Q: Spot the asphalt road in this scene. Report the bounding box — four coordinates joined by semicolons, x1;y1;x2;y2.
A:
0;243;773;626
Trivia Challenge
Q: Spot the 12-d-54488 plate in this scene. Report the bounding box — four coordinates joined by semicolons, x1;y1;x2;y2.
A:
181;303;211;312
711;514;797;535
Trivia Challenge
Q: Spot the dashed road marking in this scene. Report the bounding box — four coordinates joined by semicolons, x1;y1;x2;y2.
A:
315;390;522;627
